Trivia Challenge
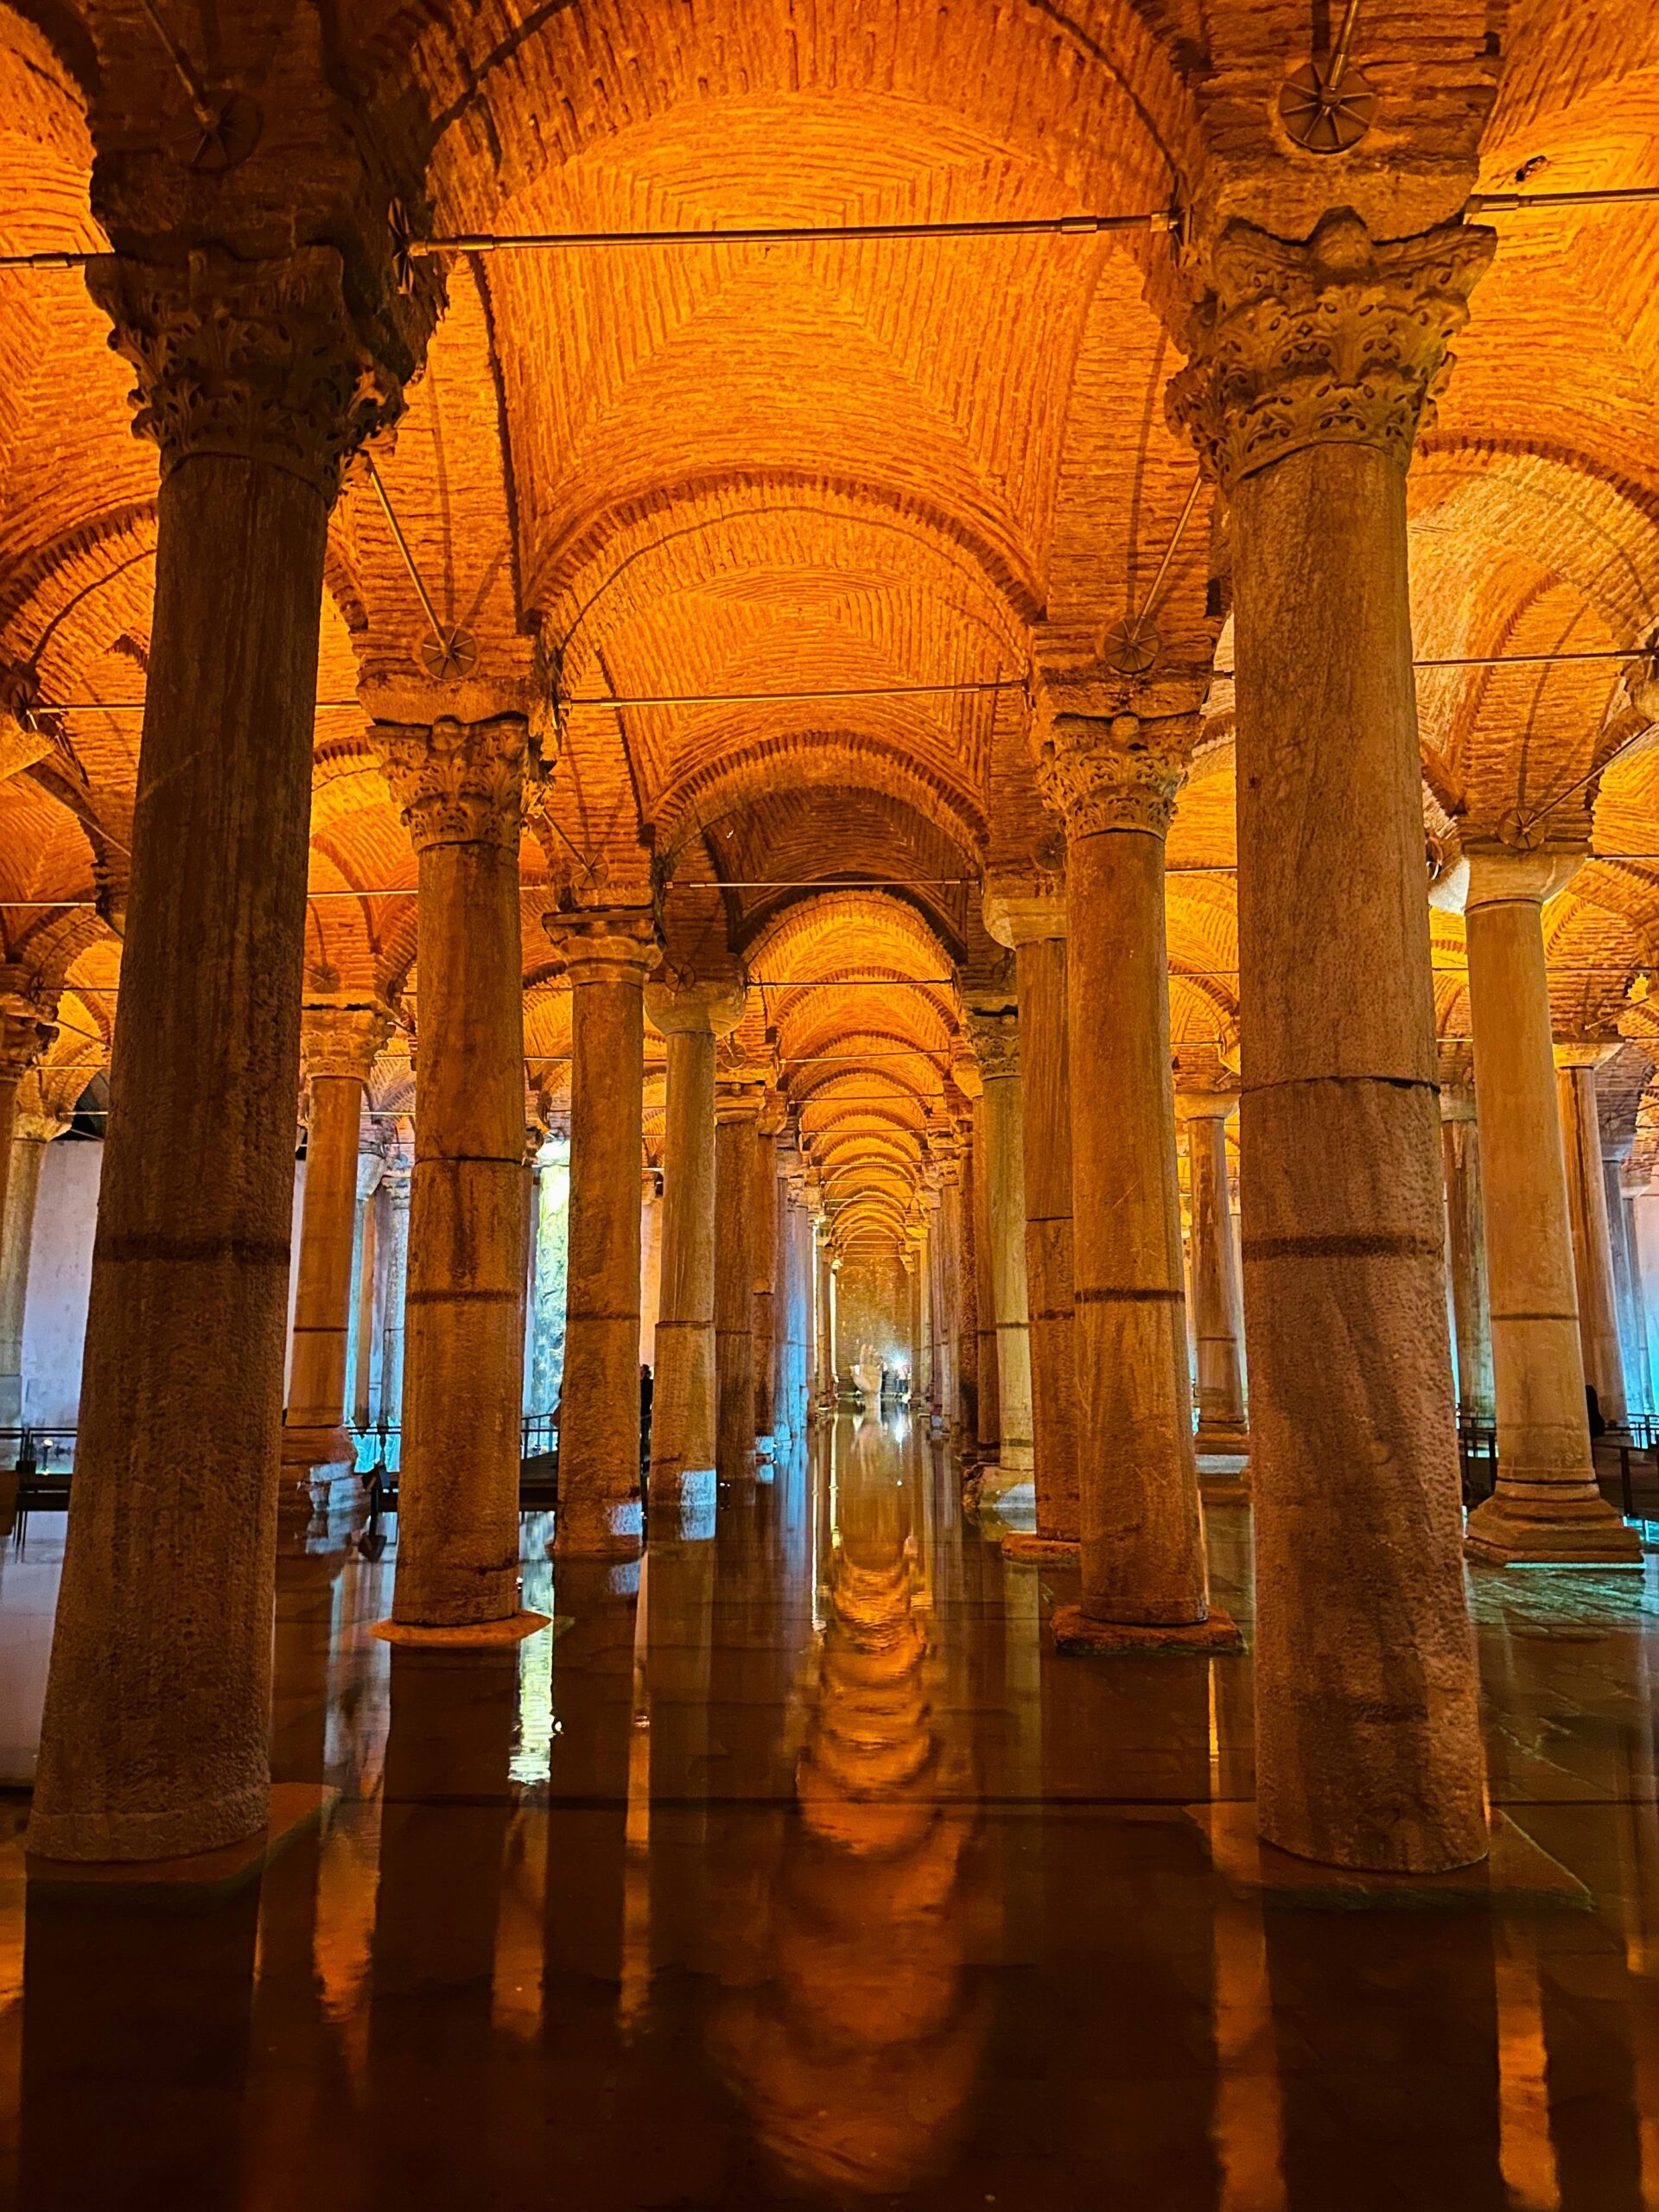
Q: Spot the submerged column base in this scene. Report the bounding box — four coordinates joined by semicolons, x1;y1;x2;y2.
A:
372;1611;551;1647
1465;1482;1642;1566
1052;1602;1243;1656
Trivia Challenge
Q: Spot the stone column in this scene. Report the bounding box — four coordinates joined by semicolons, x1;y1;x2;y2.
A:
814;1218;836;1408
639;1168;664;1365
983;887;1077;1541
374;714;543;1636
1459;849;1637;1561
966;1087;1001;1459
646;977;745;1522
353;1150;385;1433
283;1003;391;1471
34;245;410;1862
548;912;657;1559
965;1007;1034;1477
788;1175;814;1428
715;1077;764;1479
752;1098;780;1451
379;1157;411;1443
1555;1043;1627;1427
0;990;57;1277
0;1093;70;1444
921;1179;944;1420
1440;1085;1495;1426
1610;1150;1651;1418
1169;208;1495;1867
772;1135;800;1440
1176;1087;1250;1457
1033;711;1221;1633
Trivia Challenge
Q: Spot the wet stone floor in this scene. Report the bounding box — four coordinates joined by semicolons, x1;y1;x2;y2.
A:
0;1414;1656;2207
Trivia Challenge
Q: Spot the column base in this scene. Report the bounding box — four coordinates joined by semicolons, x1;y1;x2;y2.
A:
372;1611;553;1648
1052;1603;1243;1656
1187;1803;1591;1910
26;1783;337;1899
280;1421;356;1470
1195;1422;1251;1459
1465;1488;1643;1567
1001;1531;1080;1564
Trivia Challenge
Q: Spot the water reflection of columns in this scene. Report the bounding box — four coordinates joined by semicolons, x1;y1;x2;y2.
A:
367;1646;517;2192
712;1416;988;2194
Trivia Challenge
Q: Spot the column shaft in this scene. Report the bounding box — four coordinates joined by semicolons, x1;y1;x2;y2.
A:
715;1087;760;1479
1014;938;1078;1537
283;1070;370;1468
979;1055;1034;1473
1557;1058;1626;1426
1230;439;1485;1866
35;451;329;1858
0;1127;53;1440
1064;803;1208;1622
970;1096;1001;1457
652;1027;719;1505
752;1120;778;1446
381;716;531;1630
1183;1103;1249;1447
639;1172;664;1366
554;920;653;1558
1462;870;1638;1560
1440;1102;1495;1426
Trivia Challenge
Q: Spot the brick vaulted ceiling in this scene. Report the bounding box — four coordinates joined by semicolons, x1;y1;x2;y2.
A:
5;2;1659;1236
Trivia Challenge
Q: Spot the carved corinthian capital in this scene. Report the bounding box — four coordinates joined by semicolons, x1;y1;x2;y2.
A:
544;907;659;987
1036;711;1192;839
1166;209;1495;493
373;714;527;852
964;1007;1020;1084
87;245;406;504
301;1001;396;1084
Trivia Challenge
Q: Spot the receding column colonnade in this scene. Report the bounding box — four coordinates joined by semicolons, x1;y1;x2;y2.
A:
17;145;1653;1905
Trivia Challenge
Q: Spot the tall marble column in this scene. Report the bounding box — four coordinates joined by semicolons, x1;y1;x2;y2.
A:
752;1098;780;1451
1459;849;1638;1561
1555;1042;1627;1427
982;886;1077;1541
645;976;745;1524
965;1083;1001;1459
1169;208;1494;1867
34;244;412;1861
374;714;543;1635
1176;1084;1250;1458
353;1147;385;1433
1034;710;1222;1635
548;912;656;1559
283;1003;391;1471
814;1217;836;1408
715;1077;764;1480
1608;1146;1651;1418
772;1130;801;1440
379;1154;412;1444
639;1168;664;1366
0;1091;70;1444
965;1007;1034;1478
787;1171;814;1428
1440;1083;1495;1426
0;990;57;1274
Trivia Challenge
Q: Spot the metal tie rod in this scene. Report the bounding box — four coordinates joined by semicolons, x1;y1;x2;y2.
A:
10;185;1659;276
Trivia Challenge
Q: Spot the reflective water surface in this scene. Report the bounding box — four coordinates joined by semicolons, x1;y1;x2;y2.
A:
1;1414;1658;2208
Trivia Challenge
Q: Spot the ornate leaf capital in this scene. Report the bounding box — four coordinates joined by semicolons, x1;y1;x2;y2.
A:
301;1001;396;1084
544;907;659;987
373;714;527;852
1166;209;1495;493
1035;711;1193;839
964;1007;1020;1082
87;245;406;504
